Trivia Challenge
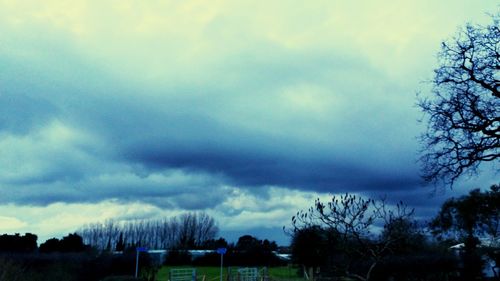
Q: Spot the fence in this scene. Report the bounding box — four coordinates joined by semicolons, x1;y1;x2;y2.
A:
227;267;269;281
169;268;197;281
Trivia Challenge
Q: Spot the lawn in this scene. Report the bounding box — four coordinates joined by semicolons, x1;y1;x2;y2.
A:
156;266;304;281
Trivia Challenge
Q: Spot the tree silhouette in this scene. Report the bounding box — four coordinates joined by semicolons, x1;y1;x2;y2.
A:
289;194;415;281
39;233;88;253
78;212;218;250
429;184;500;279
0;233;37;253
430;184;500;244
235;235;261;251
39;238;61;253
418;14;499;186
290;226;331;276
115;232;125;252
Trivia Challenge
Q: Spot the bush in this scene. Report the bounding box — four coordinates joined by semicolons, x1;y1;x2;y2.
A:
0;251;158;281
39;233;89;253
164;250;192;265
370;253;459;281
0;257;26;281
192;252;220;266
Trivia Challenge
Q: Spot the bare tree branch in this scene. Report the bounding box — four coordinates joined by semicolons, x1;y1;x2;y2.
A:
418;14;500;187
289;194;416;281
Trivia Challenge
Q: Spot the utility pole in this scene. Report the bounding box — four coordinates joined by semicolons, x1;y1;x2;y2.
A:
135;247;148;278
217;248;227;281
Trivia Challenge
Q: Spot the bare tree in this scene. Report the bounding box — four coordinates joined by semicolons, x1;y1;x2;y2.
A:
178;213;197;248
176;212;219;249
77;212;218;250
194;212;218;247
103;219;119;250
418;14;499;186
290;194;415;281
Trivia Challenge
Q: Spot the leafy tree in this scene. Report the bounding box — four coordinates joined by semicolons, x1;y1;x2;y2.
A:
235;235;261;251
39;237;61;253
39;233;88;253
418;14;499;186
228;235;283;266
261;239;278;252
380;217;425;255
201;237;228;249
0;233;37;253
290;226;332;277
430;184;500;280
430;184;500;245
60;233;87;252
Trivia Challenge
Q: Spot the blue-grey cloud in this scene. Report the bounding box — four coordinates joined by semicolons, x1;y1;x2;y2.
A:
0;0;498;243
70;51;421;191
0;93;58;135
0;42;424;207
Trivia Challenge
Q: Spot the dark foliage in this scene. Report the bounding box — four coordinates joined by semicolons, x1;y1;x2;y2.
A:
164;249;192;265
201;237;228;249
101;276;146;281
370;253;459;281
286;194;469;281
430;184;500;280
0;257;26;281
0;233;37;253
0;251;157;281
289;194;417;281
190;252;218;266
290;226;331;269
226;235;283;267
192;235;284;267
430;184;500;244
380;216;426;255
39;233;89;253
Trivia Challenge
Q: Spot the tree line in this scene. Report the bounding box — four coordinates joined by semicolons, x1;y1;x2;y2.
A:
0;211;286;281
0;232;89;254
288;184;500;281
0;232;158;281
77;211;218;251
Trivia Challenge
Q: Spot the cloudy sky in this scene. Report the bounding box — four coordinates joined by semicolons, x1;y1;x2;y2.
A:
0;1;498;245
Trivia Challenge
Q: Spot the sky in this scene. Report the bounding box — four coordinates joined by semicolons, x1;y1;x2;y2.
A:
0;1;498;245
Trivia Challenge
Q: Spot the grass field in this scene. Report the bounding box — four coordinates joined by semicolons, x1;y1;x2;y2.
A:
156;266;305;281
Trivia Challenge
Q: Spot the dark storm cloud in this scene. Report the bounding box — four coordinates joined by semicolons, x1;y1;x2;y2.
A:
125;142;421;193
53;50;422;197
0;42;425;209
0;10;431;211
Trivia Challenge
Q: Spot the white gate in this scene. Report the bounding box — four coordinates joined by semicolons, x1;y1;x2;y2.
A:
169;268;197;281
236;267;259;281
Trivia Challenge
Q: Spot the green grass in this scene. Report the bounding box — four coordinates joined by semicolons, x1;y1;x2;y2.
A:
267;266;304;281
156;266;304;281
